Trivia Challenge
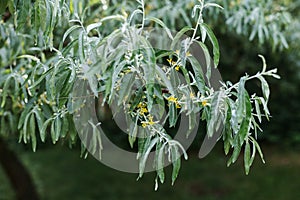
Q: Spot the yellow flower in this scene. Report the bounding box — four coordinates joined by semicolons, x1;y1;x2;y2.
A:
175;66;180;71
190;92;195;98
141;115;156;128
148;116;155;125
87;59;93;65
167;96;178;102
141;122;148;128
139;107;148;115
175;50;191;57
137;102;146;108
137;102;148;115
167;58;173;65
167;96;181;109
175;103;181;109
124;69;131;74
202;100;208;107
186;51;192;57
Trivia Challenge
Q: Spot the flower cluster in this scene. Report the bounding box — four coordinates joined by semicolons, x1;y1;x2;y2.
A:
167;58;180;71
137;102;148;115
141;115;156;128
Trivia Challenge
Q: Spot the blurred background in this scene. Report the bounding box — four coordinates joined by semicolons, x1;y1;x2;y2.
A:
0;0;300;199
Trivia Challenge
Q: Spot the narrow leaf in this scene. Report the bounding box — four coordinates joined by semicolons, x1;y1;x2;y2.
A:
201;23;220;67
258;76;270;101
244;140;251;175
139;137;159;178
62;24;81;43
29;114;37;152
146;17;174;40
171;145;181;185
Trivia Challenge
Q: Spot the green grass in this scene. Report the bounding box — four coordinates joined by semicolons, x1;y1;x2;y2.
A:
1;144;300;200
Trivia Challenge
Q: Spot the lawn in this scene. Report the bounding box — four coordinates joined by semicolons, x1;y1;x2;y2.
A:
0;143;300;200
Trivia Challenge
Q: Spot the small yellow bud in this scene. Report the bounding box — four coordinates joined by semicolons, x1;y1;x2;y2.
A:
87;59;92;65
167;58;173;65
190;92;195;98
142;122;147;128
186;51;192;57
124;69;131;74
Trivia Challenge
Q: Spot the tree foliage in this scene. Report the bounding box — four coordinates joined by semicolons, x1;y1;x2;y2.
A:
0;0;285;188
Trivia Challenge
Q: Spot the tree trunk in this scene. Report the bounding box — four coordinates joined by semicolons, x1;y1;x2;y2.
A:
0;137;40;200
